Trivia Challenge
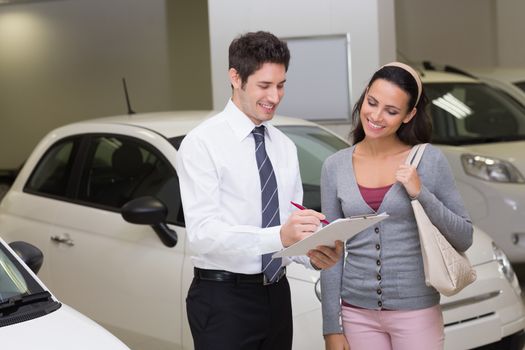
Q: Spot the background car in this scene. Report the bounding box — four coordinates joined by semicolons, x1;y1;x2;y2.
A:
422;67;525;265
0;111;524;349
467;67;525;94
0;236;130;349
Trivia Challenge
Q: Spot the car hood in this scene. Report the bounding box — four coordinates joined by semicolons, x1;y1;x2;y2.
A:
458;140;525;170
0;304;129;349
466;227;495;266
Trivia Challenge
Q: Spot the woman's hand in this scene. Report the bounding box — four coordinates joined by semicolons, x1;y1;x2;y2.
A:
324;333;350;350
396;164;421;199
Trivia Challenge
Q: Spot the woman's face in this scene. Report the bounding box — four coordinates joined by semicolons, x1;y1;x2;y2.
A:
360;78;416;140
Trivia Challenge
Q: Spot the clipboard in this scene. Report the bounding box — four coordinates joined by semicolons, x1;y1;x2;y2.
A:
272;212;389;258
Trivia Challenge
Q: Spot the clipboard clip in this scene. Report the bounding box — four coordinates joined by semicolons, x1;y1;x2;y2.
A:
349;212;388;220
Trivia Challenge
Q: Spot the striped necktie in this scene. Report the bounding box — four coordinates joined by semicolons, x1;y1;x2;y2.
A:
252;126;283;284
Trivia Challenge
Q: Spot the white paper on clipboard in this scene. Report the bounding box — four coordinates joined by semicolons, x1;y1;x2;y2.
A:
272;212;389;258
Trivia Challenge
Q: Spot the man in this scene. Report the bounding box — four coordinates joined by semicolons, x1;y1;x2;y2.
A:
176;31;343;350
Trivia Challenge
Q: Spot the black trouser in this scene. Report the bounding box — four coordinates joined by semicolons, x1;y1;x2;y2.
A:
186;271;293;350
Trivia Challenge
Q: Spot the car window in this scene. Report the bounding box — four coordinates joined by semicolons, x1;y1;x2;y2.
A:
515;81;525;93
425;82;525;145
78;136;184;226
277;126;348;211
169;135;185;150
25;138;77;197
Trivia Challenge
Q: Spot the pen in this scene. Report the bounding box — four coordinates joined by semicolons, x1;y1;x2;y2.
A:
290;201;330;225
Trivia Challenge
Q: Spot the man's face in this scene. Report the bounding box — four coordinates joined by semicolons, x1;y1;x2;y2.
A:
230;62;286;125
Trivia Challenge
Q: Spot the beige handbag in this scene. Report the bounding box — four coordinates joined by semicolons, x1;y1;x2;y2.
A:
407;144;476;297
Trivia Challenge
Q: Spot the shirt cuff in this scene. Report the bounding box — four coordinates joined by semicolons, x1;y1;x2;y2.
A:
259;225;284;253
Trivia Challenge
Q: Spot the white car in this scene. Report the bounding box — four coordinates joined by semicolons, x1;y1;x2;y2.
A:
0;112;524;349
0;237;130;349
467;67;525;94
417;69;525;264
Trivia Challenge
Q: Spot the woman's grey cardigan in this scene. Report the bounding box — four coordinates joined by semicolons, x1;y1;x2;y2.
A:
320;144;473;335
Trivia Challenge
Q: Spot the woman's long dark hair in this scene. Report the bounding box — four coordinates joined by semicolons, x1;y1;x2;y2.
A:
350;65;432;146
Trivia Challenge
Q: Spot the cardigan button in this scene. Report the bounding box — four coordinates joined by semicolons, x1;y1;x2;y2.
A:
377;288;382;295
378;301;383;308
375;244;380;250
375;227;380;233
377;274;381;281
376;259;381;266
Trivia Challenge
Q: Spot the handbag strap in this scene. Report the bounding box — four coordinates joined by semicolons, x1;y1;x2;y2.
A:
405;143;428;168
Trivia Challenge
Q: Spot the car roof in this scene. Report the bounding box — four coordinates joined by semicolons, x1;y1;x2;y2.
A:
66;110;320;139
466;67;525;84
419;70;479;84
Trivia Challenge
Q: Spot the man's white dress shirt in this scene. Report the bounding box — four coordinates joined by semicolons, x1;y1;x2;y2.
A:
176;100;309;274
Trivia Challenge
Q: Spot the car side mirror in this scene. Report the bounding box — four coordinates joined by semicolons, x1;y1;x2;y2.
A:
9;241;44;274
121;196;178;248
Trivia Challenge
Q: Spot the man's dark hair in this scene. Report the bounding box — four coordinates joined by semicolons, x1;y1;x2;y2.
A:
229;31;290;88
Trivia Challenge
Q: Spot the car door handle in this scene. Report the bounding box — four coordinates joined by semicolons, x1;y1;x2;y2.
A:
50;234;75;246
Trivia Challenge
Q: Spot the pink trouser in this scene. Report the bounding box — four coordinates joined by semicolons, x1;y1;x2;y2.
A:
341;304;444;350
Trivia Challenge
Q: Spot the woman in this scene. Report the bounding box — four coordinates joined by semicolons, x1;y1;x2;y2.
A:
320;62;473;350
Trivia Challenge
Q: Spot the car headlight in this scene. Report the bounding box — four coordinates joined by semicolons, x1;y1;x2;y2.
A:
492;242;516;283
461;154;525;183
314;278;322;302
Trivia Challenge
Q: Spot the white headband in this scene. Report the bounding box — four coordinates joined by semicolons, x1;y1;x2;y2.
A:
382;62;422;107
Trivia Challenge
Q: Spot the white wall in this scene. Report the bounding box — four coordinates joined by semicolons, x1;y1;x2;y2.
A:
207;0;397;112
395;0;525;70
6;0;523;169
0;0;171;168
496;0;525;67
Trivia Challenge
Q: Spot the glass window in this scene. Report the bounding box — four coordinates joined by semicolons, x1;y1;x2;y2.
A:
79;136;184;226
0;242;60;327
25;139;76;197
0;243;44;301
425;82;525;145
515;81;525;93
278;126;348;211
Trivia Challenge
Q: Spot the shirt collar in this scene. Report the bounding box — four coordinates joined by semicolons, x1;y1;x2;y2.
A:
224;99;273;142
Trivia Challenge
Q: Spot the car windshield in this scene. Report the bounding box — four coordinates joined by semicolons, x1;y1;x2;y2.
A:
277;125;349;211
0;247;30;302
425;82;525;145
0;241;58;327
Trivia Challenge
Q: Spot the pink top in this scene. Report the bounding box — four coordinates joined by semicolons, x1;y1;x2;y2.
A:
358;183;393;211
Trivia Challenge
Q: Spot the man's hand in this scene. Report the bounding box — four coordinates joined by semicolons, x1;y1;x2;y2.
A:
280;209;325;247
307;241;344;269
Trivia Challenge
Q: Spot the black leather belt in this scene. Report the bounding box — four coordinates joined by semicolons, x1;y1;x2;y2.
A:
194;267;286;285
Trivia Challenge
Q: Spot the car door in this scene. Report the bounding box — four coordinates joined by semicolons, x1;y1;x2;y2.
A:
0;136;81;284
42;133;188;350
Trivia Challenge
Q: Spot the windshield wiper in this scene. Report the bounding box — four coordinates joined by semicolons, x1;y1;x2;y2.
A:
0;291;52;313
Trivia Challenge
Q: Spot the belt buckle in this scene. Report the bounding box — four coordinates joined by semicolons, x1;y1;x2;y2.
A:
263;267;285;286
